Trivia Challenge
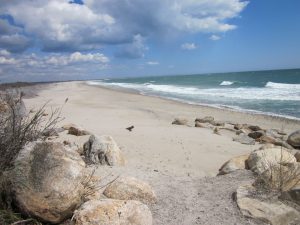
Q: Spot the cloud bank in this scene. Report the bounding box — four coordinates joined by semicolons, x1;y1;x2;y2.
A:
0;0;248;81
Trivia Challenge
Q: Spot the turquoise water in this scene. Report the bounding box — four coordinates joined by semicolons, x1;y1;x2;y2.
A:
87;69;300;119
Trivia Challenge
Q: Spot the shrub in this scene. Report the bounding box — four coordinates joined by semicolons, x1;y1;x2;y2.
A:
0;91;62;171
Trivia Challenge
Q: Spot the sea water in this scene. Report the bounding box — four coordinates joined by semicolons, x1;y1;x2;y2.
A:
87;69;300;119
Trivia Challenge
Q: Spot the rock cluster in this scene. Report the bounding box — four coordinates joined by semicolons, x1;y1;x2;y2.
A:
185;115;297;149
218;143;300;224
3;122;156;224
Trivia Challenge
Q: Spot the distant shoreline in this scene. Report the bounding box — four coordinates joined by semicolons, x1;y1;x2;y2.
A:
85;81;300;123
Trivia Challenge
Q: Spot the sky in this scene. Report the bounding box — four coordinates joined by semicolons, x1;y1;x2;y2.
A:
0;0;300;82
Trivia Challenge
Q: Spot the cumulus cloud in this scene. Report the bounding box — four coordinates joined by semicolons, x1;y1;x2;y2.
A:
0;56;17;65
0;0;248;53
115;34;148;59
46;52;109;66
0;19;31;52
181;43;198;50
210;34;221;41
0;49;11;56
0;51;109;81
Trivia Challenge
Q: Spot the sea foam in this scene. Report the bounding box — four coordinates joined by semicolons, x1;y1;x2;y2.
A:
220;81;234;86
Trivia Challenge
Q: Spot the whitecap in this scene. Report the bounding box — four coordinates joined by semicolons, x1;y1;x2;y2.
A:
265;81;300;89
220;81;234;86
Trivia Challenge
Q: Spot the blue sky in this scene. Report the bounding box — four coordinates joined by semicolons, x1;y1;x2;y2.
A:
0;0;299;82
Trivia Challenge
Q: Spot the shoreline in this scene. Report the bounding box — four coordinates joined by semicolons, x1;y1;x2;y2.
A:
86;81;300;123
82;81;300;131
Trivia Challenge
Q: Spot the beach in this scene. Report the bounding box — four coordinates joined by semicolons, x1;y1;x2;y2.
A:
23;81;300;225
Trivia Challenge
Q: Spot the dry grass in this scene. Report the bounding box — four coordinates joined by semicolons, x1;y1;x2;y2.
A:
0;90;63;225
0;91;63;171
256;147;300;193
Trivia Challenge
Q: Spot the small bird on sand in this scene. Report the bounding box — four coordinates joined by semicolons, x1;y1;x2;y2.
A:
126;125;134;132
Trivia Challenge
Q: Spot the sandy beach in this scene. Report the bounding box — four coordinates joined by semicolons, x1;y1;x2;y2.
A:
23;81;300;225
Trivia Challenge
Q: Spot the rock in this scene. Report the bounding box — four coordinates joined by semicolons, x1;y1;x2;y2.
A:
248;131;264;140
278;130;287;135
10;141;86;223
213;127;220;135
68;125;90;136
62;123;77;130
295;152;300;162
281;184;300;205
259;143;275;150
195;116;214;123
210;120;225;127
266;129;283;139
287;130;300;148
274;141;294;150
64;141;83;155
248;125;262;132
172;118;188;125
73;199;152;225
195;121;205;128
259;135;277;144
81;174;106;202
236;129;249;135
83;135;125;166
42;127;64;137
247;148;296;175
218;154;249;175
233;134;255;145
235;184;300;225
103;176;157;204
234;123;243;130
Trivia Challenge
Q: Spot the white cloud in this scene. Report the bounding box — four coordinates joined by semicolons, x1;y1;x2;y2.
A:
0;49;10;56
0;51;110;81
0;0;248;53
210;35;221;41
0;56;17;64
181;43;198;50
46;52;109;66
147;61;159;65
115;34;148;58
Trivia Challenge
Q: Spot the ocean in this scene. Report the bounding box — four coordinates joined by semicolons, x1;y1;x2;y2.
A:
87;69;300;119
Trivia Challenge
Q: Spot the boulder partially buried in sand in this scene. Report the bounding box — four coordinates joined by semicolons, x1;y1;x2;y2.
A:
73;199;152;225
83;135;125;166
103;176;157;204
10;141;86;223
233;134;255;145
218;154;249;175
235;184;300;225
172;118;188;125
195;116;214;123
247;147;296;175
287;130;300;148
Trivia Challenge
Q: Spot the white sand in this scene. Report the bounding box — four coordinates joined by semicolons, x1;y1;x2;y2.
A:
23;81;300;225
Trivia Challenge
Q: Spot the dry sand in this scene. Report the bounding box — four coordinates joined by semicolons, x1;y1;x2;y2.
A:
23;81;300;225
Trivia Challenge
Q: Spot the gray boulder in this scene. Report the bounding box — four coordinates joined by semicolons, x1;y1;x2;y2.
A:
195;116;214;123
248;131;264;140
218;154;249;175
73;199;152;225
233;134;255;145
10;141;86;223
172;118;188;125
287;130;300;148
235;184;300;225
248;125;262;132
103;176;157;204
83;135;125;166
